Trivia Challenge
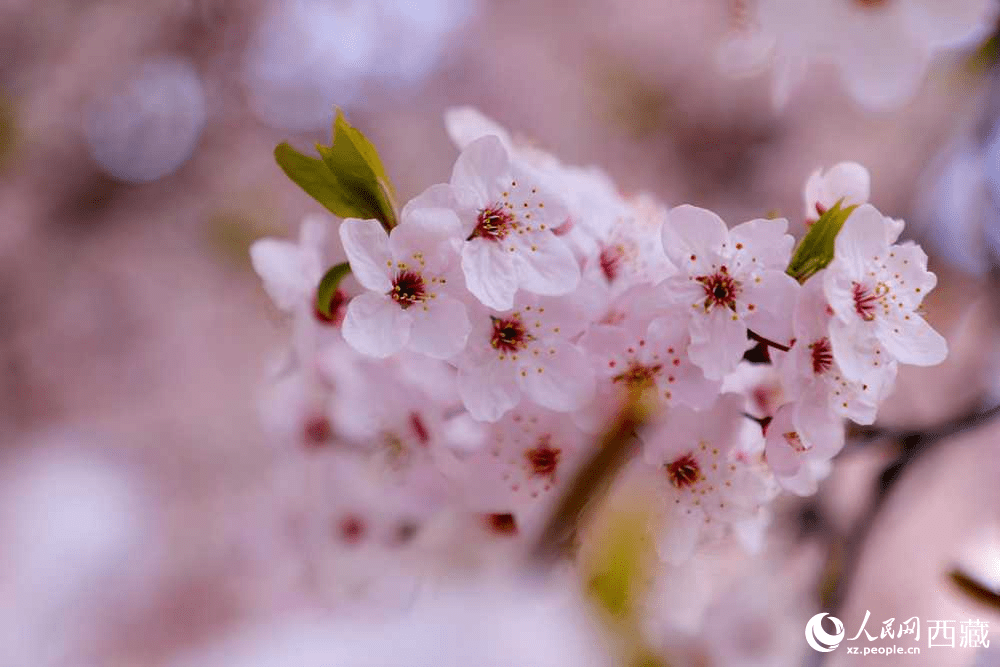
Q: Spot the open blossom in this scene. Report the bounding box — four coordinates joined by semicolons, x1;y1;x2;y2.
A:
641;394;773;564
764;401;841;497
248;102;955;612
455;296;595;422
446;135;579;311
444;106;625;259
660;205;799;381
250;215;349;359
804;162;870;221
339;200;471;359
823;204;947;379
720;0;995;109
318;344;463;506
577;285;719;431
452;407;589;534
780;275;895;426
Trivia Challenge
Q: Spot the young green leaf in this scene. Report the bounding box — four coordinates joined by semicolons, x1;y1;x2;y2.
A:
315;262;351;319
786;199;858;283
274;109;398;231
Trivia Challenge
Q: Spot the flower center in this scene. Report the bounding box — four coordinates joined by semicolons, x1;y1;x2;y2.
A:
483;512;518;536
490;315;532;353
665;452;701;489
810;337;834;375
409;412;430;445
783;431;808;453
303;415;332;447
338;514;366;545
851;281;888;321
472;203;517;241
612;361;663;389
524;436;561;479
599;245;625;282
696;267;740;311
390;270;426;309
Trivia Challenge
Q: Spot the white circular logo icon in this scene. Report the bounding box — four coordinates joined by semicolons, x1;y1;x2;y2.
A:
805;613;845;652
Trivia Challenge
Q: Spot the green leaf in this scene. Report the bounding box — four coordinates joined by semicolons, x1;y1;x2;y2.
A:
786;199;858;283
274;109;398;231
315;262;351;319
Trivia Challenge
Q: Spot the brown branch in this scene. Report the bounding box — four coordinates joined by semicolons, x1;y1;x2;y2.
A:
531;391;651;565
747;329;791;352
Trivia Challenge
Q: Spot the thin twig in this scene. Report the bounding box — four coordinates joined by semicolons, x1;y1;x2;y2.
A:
531;391;650;565
747;329;791;352
807;399;1000;667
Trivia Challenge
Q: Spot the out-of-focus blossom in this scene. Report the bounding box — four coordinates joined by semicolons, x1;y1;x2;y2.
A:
720;0;996;109
84;58;206;182
641;395;773;564
0;443;160;666
172;575;612;667
245;0;479;130
803;161;870;221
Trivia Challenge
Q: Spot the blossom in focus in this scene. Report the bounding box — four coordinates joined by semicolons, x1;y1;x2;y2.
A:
339;202;470;359
455;296;595;422
660;205;799;380
578;285;720;431
446;136;580;311
823;204;948;377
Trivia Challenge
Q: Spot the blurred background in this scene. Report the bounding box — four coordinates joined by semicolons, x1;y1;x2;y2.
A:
3;1;1000;665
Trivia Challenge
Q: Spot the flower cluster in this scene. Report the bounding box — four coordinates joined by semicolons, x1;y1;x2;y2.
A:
719;0;996;109
252;108;947;565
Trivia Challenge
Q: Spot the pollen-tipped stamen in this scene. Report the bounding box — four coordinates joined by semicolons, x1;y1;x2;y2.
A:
390;270;427;309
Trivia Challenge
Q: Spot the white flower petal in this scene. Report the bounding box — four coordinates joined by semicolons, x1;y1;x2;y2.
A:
661;205;729;273
250;238;308;311
518;341;596;412
461;238;519;310
450;135;511;204
513;233;580;297
443;106;513;151
689;309;750;381
401;183;461;218
458;359;520;422
794;387;845;460
341;292;410;358
832;204;893;280
877;313;948;367
804;162;870;218
730;217;793;270
741;270;799;346
407;295;471;360
764;404;802;477
390;208;463;276
339;218;393;292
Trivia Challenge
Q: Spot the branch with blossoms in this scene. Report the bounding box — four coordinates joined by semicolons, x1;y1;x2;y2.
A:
250;107;949;645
